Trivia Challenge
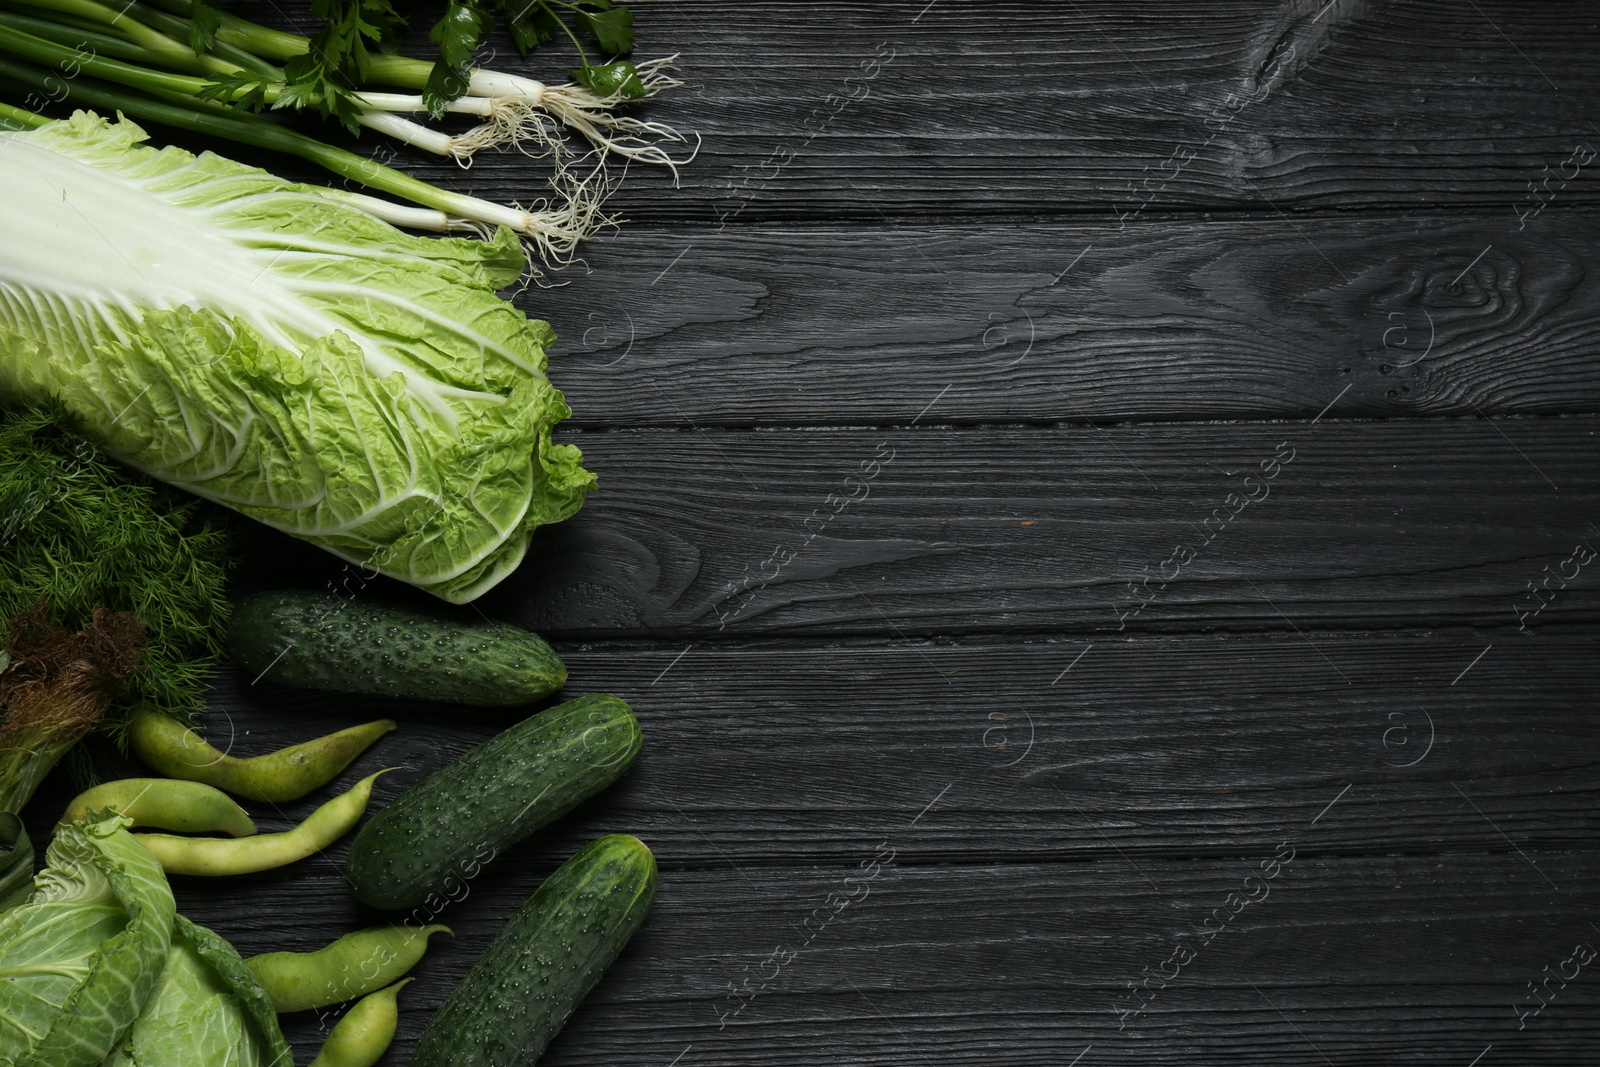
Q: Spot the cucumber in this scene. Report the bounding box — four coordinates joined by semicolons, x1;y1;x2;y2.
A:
412;834;655;1067
346;694;642;910
228;591;565;706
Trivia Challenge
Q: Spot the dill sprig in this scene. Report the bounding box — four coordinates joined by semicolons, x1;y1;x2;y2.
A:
0;399;234;750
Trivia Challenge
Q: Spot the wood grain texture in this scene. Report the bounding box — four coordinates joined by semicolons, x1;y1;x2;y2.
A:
105;854;1600;1065
526;214;1600;426
27;629;1600;865
199;0;1600;224
360;0;1600;223
12;1;1600;1063
24;626;1600;1064
413;853;1600;1067
314;417;1600;639
35;719;1600;1066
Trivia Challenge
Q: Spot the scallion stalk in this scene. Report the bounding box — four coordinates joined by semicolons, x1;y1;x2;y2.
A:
209;9;308;61
121;1;282;78
0;10;156;70
0;23;225;100
11;0;236;75
0;97;47;128
0;55;608;265
0;20;511;158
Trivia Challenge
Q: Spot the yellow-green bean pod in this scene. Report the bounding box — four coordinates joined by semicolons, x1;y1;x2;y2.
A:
247;923;451;1012
309;979;410;1067
133;769;391;876
58;777;258;837
129;706;396;802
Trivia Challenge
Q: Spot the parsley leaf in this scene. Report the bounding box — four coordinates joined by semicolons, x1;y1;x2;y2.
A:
276;0;645;122
194;73;274;112
278;0;407;132
187;0;221;55
502;1;563;55
424;0;494;116
492;0;637;66
573;59;645;100
573;4;633;54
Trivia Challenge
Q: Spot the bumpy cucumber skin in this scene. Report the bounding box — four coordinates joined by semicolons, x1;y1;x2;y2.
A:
413;835;656;1067
228;592;566;706
346;694;642;911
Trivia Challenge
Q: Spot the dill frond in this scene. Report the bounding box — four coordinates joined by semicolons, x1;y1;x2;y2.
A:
0;399;234;777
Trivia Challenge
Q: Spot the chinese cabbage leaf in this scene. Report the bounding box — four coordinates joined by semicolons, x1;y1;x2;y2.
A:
0;111;594;603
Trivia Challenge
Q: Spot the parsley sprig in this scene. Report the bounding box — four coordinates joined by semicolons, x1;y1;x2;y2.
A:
280;0;408;129
423;0;642;117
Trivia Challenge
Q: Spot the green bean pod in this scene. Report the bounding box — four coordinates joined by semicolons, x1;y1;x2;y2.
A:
130;706;397;803
132;770;391;876
58;778;257;837
246;924;451;1012
309;979;410;1067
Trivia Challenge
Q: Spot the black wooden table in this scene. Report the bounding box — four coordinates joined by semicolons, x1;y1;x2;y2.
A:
27;2;1600;1063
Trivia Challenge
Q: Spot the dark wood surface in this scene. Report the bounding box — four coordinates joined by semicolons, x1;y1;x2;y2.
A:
23;1;1600;1064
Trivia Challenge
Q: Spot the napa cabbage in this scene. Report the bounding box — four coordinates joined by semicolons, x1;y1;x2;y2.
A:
0;111;594;603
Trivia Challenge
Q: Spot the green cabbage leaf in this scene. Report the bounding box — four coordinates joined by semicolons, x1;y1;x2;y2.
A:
0;813;31;912
0;111;594;603
101;916;291;1067
0;815;175;1067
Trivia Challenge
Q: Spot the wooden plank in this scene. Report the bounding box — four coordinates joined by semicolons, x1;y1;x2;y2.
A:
368;0;1600;222
514;419;1600;636
490;853;1600;1067
27;629;1600;866
21;629;1600;1062
189;853;1600;1064
219;416;1600;637
195;1;1600;221
526;214;1600;427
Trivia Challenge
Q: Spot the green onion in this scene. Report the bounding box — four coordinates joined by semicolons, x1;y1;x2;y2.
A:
120;1;282;78
25;0;692;169
0;54;606;265
12;0;236;75
0;0;693;266
0;10;157;70
0;97;47;129
0;24;222;101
